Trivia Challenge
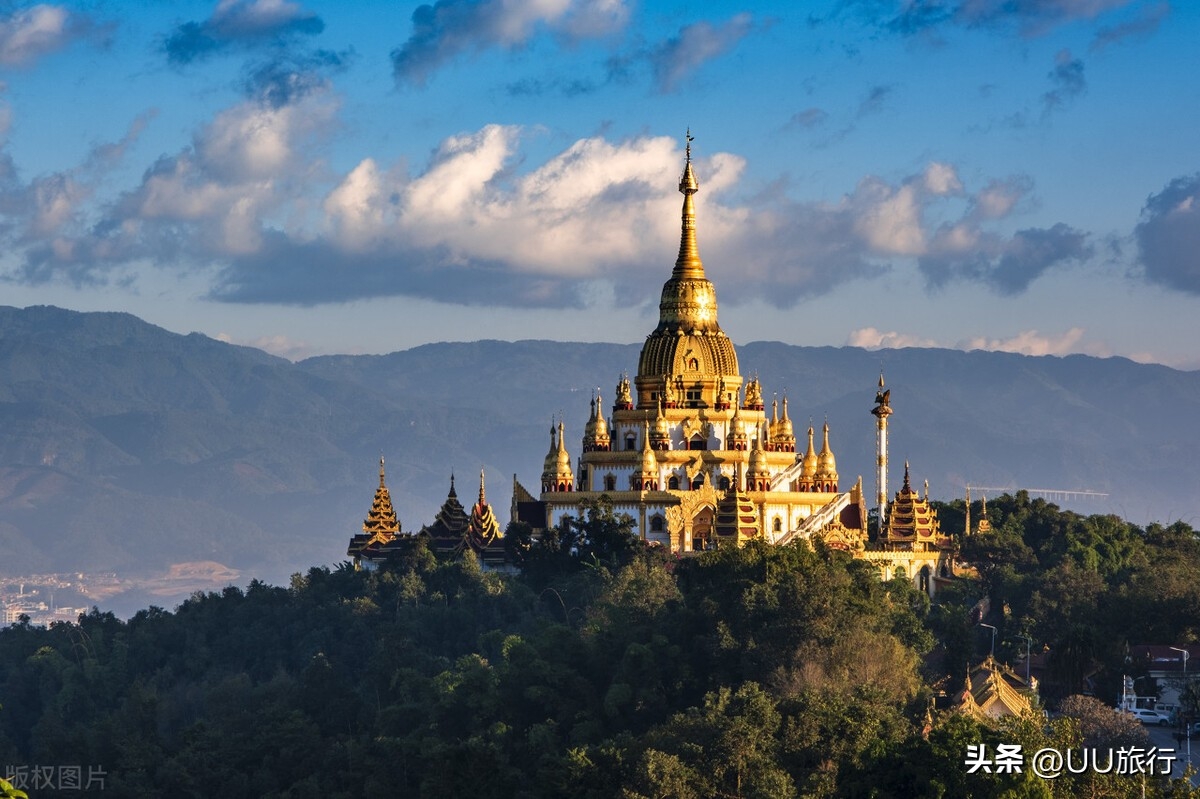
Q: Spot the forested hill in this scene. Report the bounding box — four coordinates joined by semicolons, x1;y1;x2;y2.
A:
1;497;1197;797
1;304;1198;577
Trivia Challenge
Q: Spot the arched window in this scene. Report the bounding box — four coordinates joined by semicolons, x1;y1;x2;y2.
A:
604;474;616;492
772;516;782;534
688;434;706;451
668;475;680;490
894;566;907;581
650;515;665;532
625;435;636;451
691;474;703;490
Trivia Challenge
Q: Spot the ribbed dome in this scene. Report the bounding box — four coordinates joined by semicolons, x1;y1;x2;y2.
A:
638;330;739;379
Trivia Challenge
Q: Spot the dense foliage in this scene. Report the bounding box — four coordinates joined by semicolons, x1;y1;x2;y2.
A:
1;497;1198;797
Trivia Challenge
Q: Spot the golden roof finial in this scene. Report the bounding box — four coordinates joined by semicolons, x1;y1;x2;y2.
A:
478;468;486;504
379;455;386;487
674;129;703;279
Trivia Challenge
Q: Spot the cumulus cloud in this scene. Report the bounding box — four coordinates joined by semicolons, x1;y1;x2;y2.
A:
0;4;96;66
392;0;630;87
836;0;1139;38
648;13;754;93
1135;173;1200;294
165;0;324;65
7;65;337;285
1;109;1094;309
920;222;1091;293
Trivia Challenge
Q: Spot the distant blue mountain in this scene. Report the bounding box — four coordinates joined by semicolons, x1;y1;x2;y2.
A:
0;306;1196;578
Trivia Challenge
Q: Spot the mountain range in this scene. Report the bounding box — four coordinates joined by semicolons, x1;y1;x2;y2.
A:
1;304;1197;583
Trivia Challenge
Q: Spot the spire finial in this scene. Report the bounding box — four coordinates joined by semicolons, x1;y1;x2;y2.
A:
379;455;386;486
674;130;702;277
479;468;486;504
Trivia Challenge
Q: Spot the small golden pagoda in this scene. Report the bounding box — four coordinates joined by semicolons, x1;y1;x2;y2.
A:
347;457;407;568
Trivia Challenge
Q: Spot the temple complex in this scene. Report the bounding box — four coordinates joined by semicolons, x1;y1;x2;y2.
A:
508;135;956;593
512;134;869;554
350;133;957;594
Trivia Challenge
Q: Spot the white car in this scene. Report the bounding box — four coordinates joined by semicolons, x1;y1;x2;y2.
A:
1127;708;1172;726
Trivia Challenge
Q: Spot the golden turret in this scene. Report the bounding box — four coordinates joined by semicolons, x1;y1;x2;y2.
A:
725;388;748;450
651;397;671;450
815;420;839;491
541;421;574;492
776;395;796;452
582;391;611;452
631;421;659;490
744;376;764;410
748;422;770;490
799;424;818;489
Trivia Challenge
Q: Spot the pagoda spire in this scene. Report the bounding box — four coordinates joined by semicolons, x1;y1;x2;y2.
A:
478;468;487;504
674;128;704;280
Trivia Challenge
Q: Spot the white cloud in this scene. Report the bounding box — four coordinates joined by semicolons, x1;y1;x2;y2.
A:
923;162;962;196
847;327;939;349
850;326;1113;359
0;5;71;66
958;327;1103;357
853;180;926;256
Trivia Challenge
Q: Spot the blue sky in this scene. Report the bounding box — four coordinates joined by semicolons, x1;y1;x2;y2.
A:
1;0;1198;367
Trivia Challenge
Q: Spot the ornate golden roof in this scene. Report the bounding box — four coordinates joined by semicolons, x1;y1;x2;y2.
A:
361;456;401;539
637;133;739;385
715;467;759;542
884;462;942;544
467;469;502;549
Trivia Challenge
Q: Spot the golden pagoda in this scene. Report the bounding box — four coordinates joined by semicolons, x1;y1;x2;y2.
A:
347;457;408;569
512;133;866;554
